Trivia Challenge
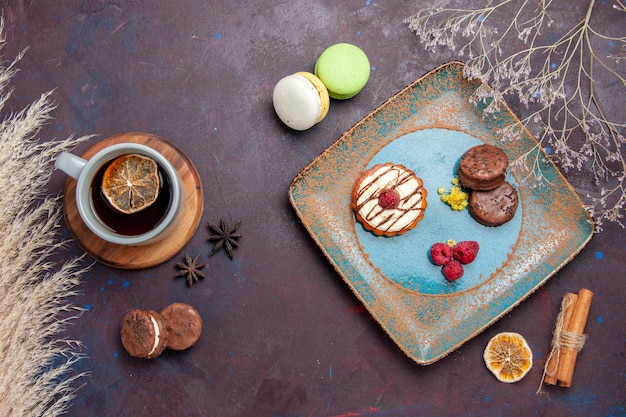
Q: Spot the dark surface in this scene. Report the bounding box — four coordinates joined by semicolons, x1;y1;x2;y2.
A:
3;1;624;416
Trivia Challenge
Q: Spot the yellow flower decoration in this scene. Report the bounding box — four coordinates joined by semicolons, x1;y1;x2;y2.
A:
439;177;469;211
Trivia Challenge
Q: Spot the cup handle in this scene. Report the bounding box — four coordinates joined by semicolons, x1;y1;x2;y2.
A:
55;152;87;179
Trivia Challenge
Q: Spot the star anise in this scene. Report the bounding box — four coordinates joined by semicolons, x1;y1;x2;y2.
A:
175;253;205;286
208;218;242;259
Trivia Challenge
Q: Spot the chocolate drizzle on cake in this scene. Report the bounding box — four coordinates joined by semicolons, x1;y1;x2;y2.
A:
352;163;427;236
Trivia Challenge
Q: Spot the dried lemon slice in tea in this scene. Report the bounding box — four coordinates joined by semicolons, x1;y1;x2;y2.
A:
483;332;533;383
102;154;160;214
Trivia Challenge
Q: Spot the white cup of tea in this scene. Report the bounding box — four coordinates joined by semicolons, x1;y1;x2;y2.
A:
55;143;182;246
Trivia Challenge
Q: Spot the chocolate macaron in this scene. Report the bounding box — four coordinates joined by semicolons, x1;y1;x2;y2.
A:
457;144;509;191
160;302;202;351
120;309;168;359
469;181;519;227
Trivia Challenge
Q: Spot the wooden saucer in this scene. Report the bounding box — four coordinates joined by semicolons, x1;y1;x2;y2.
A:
63;132;204;269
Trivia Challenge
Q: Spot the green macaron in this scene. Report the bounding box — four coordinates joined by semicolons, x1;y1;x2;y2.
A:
314;43;371;100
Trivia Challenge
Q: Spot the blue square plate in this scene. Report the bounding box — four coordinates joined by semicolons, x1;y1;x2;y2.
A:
289;62;593;364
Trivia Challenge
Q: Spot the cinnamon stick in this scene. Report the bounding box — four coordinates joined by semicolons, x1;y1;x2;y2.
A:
544;292;577;385
556;288;593;387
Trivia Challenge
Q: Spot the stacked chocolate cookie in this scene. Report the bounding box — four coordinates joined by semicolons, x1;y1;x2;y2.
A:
457;144;519;227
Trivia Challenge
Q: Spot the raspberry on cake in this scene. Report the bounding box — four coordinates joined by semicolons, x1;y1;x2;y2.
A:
351;163;427;237
378;189;400;209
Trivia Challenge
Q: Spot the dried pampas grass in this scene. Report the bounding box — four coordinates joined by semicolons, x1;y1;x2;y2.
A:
0;21;91;417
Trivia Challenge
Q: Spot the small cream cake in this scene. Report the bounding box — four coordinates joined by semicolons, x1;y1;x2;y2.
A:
351;163;427;236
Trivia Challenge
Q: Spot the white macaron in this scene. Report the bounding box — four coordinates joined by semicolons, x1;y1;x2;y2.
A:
272;72;330;131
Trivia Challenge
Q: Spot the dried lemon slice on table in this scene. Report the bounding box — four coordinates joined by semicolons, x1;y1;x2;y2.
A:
483;332;533;383
102;154;160;214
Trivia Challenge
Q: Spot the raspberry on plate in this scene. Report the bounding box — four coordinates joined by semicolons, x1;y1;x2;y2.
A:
453;240;480;264
430;242;453;266
442;260;464;281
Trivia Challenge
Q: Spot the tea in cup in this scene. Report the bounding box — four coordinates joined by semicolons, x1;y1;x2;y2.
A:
55;143;182;246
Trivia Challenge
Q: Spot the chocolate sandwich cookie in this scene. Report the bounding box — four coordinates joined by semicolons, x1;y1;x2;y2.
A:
160;302;202;351
457;144;509;191
469;181;519;227
120;309;168;359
